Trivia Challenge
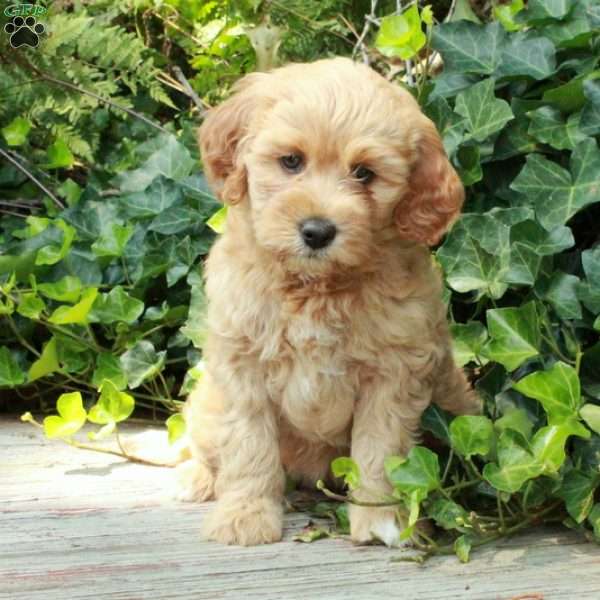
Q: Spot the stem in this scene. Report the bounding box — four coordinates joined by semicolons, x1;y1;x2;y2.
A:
316;481;402;507
497;494;506;533
172;66;206;114
443;479;479;494
442;449;454;484
65;437;172;468
0;147;64;209
575;347;583;376
6;315;40;357
40;320;105;352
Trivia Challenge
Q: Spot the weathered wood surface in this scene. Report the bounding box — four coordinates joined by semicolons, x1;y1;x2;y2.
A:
3;415;600;600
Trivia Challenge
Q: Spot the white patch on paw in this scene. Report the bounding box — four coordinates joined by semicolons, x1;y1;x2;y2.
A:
370;517;404;547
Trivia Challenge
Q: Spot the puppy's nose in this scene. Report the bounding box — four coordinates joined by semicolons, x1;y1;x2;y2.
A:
299;218;337;250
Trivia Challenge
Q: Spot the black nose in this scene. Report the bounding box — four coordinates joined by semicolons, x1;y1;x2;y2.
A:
299;218;337;250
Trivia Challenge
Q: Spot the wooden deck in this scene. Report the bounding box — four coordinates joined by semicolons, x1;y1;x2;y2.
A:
3;415;600;600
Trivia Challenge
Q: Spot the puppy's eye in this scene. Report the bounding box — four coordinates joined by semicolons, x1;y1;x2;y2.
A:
352;164;375;184
279;154;304;174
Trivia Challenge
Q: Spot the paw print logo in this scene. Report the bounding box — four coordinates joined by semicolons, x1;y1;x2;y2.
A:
4;16;46;49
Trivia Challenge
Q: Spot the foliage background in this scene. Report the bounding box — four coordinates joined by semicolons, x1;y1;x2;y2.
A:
1;0;600;560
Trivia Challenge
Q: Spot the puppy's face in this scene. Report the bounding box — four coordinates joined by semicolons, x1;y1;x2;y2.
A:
200;58;463;276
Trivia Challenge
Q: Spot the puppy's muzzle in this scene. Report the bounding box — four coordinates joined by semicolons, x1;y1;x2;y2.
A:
299;217;337;250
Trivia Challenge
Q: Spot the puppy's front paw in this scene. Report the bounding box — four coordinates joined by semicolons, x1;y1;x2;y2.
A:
202;496;283;546
175;459;215;502
349;505;407;547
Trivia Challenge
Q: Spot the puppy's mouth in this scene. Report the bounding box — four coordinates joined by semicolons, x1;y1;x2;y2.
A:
303;247;330;260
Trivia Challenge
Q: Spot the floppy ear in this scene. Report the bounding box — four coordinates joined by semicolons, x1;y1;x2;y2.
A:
395;117;464;246
198;74;266;205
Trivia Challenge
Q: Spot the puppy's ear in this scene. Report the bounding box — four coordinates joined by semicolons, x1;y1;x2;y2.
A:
198;74;266;205
395;118;464;246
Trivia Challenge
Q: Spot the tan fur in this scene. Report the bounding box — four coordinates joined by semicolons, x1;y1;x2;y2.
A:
185;57;480;546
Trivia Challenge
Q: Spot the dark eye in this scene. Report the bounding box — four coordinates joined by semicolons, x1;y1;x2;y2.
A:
352;164;375;184
279;154;304;173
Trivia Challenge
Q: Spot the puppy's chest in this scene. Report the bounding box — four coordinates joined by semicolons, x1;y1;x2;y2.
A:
266;314;358;443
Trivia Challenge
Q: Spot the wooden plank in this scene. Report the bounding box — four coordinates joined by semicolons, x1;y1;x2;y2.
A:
2;415;600;600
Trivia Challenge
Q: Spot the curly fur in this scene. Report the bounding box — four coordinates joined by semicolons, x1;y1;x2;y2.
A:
183;57;480;547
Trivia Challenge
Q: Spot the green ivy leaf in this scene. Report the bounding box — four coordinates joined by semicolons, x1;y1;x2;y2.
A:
437;218;509;299
432;21;505;75
577;246;600;314
206;206;228;234
28;336;60;382
511;139;600;231
456;146;482;186
166;413;186;444
91;223;134;258
495;408;534;440
57;178;82;207
45;139;74;169
428;498;469;531
179;360;205;396
513;362;581;424
531;420;590;473
119;177;183;218
43;391;87;438
527;107;586;150
375;6;426;60
180;271;208;348
541;272;582;320
421;404;452;443
450;415;495;458
484;302;540;371
0;347;26;387
494;0;525;31
89;286;144;324
35;219;76;266
88;380;135;424
483;429;542;493
587;503;600;540
148;207;197;235
455;78;514;142
497;33;556;80
581;80;600;136
385;447;440;497
38;276;82;303
2;116;31;146
48;288;99;325
527;0;572;22
92;353;127;391
450;322;488;367
16;292;45;319
580;404;600;435
559;469;597;523
115;135;195;192
454;535;472;563
542;76;588;113
120;340;166;388
425;96;466;157
331;457;361;490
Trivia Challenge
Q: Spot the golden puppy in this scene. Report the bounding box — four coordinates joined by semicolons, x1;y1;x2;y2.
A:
180;57;480;547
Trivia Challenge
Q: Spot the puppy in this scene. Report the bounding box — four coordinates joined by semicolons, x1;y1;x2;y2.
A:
180;57;480;547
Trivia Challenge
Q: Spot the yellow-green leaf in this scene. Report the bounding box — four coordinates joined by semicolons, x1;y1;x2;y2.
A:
48;288;98;325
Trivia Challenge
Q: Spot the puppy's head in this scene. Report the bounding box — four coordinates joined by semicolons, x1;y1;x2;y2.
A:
199;58;463;275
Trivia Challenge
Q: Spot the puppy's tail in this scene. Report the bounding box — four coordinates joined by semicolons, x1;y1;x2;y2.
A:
119;429;191;467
